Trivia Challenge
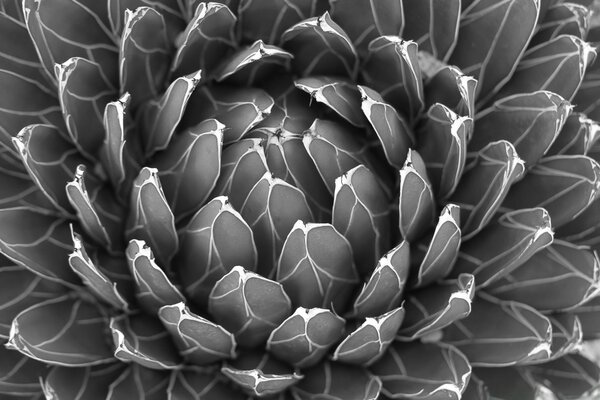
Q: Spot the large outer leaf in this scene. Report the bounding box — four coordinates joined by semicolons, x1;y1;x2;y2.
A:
448;0;539;104
7;295;113;367
442;297;552;367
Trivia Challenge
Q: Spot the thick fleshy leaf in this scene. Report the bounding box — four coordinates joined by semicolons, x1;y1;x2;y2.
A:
453;208;553;287
267;307;345;368
303;119;388;196
362;37;424;120
461;374;490;400
183;86;274;144
292;361;381;400
54;57;116;159
209;266;292;347
547;112;600;156
528;354;600;399
358;85;413;169
139;70;201;156
110;313;182;370
69;231;129;311
175;196;257;309
107;365;169;400
448;0;539;103
442;297;552;367
412;204;462;287
119;7;170;109
400;274;474;340
153;119;223;220
170;2;236;78
281;12;358;79
222;352;303;397
501;155;600;228
470;91;571;166
450;140;525;239
125;239;185;314
473;368;538;399
295;76;364;127
533;2;590;44
402;0;460;61
210;138;269;209
66;165;125;253
126;167;178;268
277;221;358;311
370;341;471;400
573;46;600;120
240;173;313;278
107;0;184;39
496;34;595;101
329;0;403;55
351;241;410;319
572;296;600;339
487;241;600;311
0;266;66;338
398;150;435;242
13;124;88;215
7;296;113;367
215;40;293;86
417;103;470;200
333;307;404;366
158;302;236;365
0;345;49;395
0;207;78;286
546;314;583;361
333;165;391;277
22;0;118;83
562;197;600;248
43;364;125;400
167;368;246;400
424;65;477;119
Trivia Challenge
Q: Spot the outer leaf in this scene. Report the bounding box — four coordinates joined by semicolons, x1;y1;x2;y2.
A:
125;239;185;315
547;112;600;156
13;124;88;215
107;364;169;400
487;241;600;311
0;207;78;286
370;341;471;400
139;70;201;156
175;196;257;309
158;302;236;366
399;274;474;340
108;0;184;39
358;85;413;169
110;313;182;370
239;173;313;278
449;140;525;239
452;208;554;287
496;34;595;101
412;204;462;287
351;241;410;318
170;2;236;78
167;368;246;400
362;37;424;120
501;155;600;228
208;266;292;347
333;165;391;277
424;65;477;119
292;361;381;400
533;2;590;44
0;266;66;338
0;345;49;395
573;43;600;120
461;374;490;400
267;307;346;368
417;103;471;200
402;0;460;61
470;91;571;166
442;297;552;367
528;354;600;399
222;352;302;397
332;307;404;366
448;0;539;103
126;167;178;268
7;295;113;367
545;314;583;361
277;221;358;311
42;364;125;400
571;296;600;339
119;7;170;109
473;368;538;399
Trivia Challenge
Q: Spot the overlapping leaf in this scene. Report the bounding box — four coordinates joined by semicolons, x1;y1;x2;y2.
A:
527;354;600;399
43;364;125;400
547;112;600;156
424;65;477;119
0;344;49;395
533;2;590;44
107;364;169;400
167;367;246;400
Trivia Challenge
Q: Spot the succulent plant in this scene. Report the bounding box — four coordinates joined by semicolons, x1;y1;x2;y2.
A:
3;0;600;399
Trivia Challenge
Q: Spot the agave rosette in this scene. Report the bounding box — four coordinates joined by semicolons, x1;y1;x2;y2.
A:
2;0;600;399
